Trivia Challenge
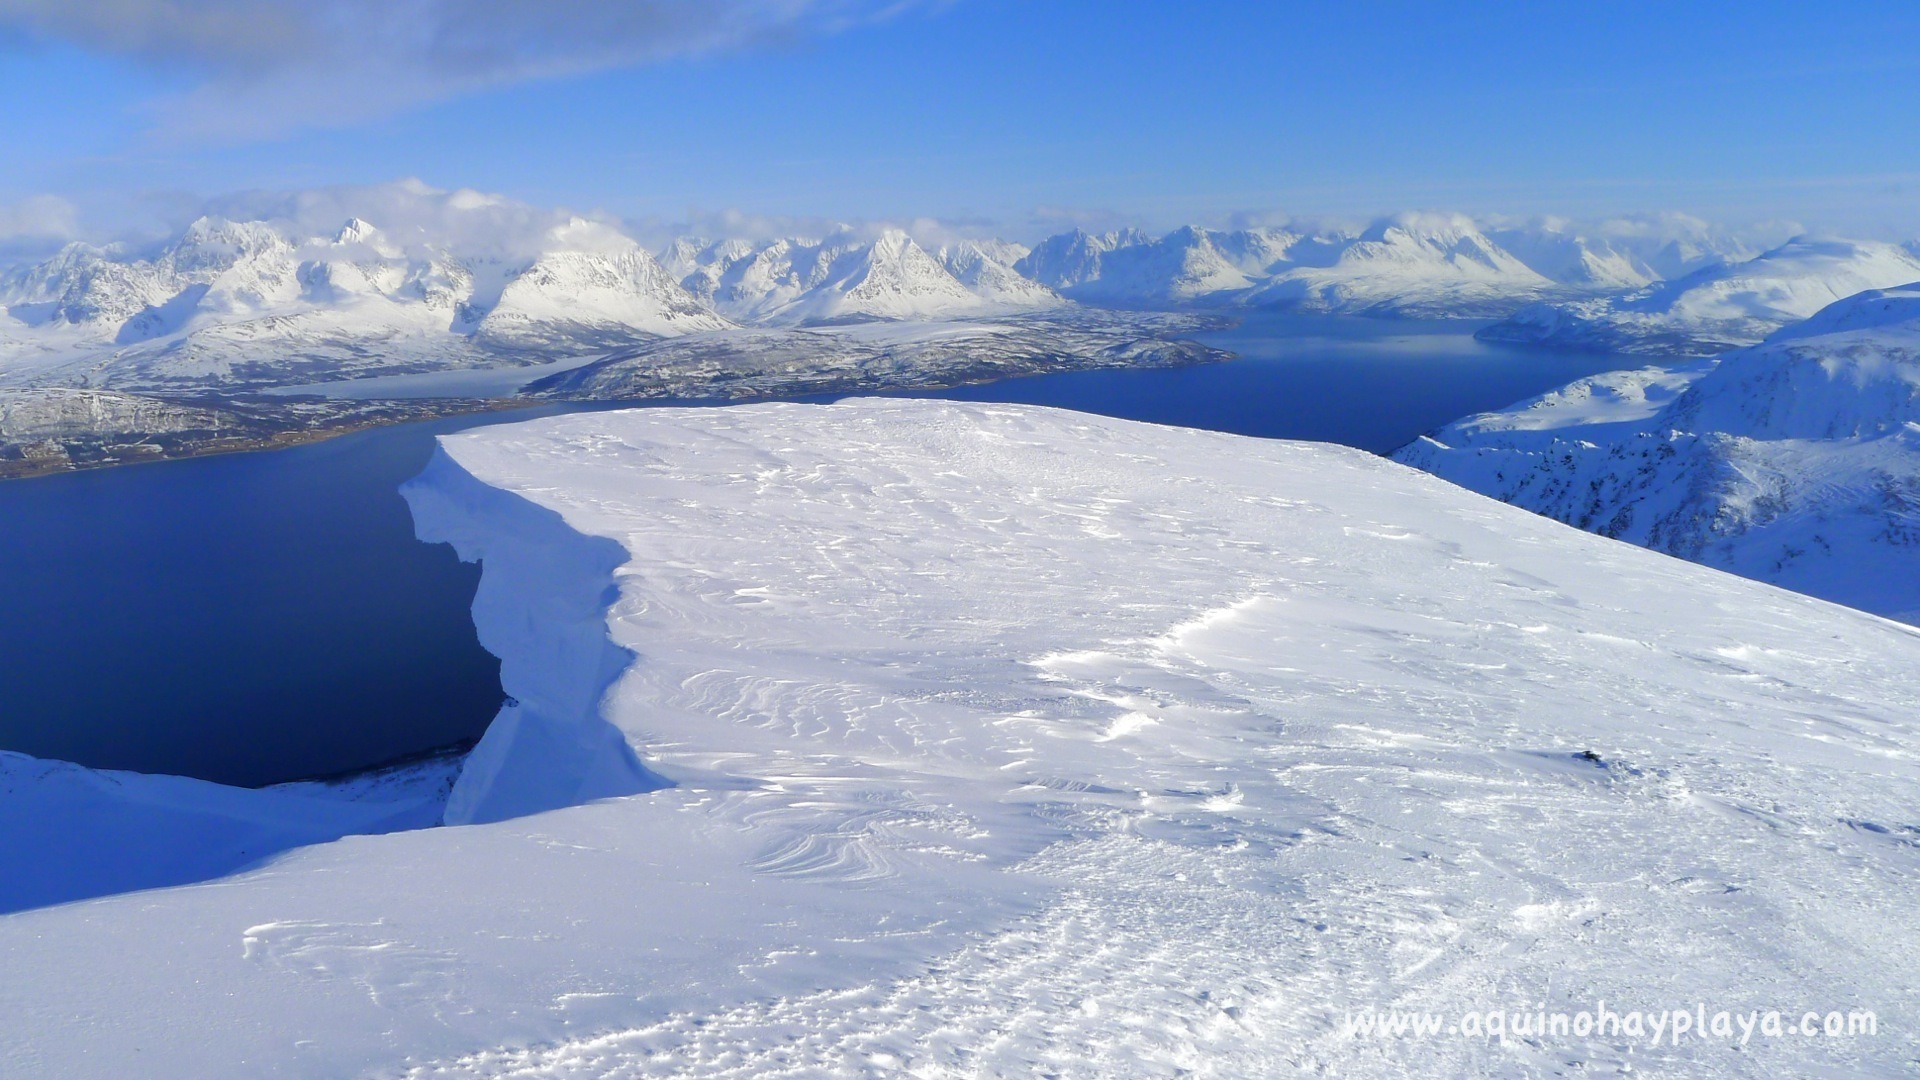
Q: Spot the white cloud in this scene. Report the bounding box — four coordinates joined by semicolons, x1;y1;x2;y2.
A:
0;195;79;269
197;178;626;259
0;195;78;240
622;206;1016;251
0;0;940;138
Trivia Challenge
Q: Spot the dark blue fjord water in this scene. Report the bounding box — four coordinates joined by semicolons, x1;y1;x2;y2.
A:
0;314;1641;786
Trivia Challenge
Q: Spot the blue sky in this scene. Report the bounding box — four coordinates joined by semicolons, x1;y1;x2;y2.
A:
2;1;1919;243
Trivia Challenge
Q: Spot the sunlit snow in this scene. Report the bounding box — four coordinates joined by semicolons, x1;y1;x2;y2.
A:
2;400;1917;1077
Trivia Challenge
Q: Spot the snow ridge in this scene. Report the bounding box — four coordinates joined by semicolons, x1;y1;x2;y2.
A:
403;447;660;825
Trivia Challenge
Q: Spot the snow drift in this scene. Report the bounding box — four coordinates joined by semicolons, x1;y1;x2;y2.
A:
402;448;660;824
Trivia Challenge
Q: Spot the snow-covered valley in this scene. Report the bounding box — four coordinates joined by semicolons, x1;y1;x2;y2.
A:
4;399;1918;1077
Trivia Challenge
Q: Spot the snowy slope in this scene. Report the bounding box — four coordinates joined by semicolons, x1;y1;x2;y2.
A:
934;240;1060;308
4;400;1920;1077
1481;237;1920;356
0;215;727;390
471;220;727;349
665;229;1061;326
1015;226;1292;305
1485;214;1756;292
1397;283;1920;623
0;751;455;914
1016;215;1630;316
1014;227;1142;290
1247;212;1557;317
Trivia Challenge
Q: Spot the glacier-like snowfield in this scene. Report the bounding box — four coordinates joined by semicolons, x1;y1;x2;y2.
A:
3;399;1918;1077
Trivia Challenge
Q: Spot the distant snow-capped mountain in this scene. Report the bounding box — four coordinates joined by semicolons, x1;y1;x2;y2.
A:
934;240;1059;309
7;189;1896;399
660;229;1061;326
1015;226;1286;305
1395;282;1920;623
1479;237;1920;356
0;215;728;390
1245;213;1557;318
1013;214;1705;317
1484;215;1758;293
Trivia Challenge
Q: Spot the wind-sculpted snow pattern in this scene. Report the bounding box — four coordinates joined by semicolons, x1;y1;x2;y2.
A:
4;400;1920;1077
1398;283;1920;624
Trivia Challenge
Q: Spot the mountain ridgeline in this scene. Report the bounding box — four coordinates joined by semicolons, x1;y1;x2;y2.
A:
1394;283;1920;623
11;205;1902;395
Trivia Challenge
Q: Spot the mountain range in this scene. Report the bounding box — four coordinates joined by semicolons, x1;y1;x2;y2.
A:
1395;283;1920;623
1479;237;1920;356
2;198;1914;396
1014;212;1762;317
0;215;730;389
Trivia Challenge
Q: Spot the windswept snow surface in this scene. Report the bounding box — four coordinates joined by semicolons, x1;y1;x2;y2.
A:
1397;283;1920;624
6;400;1920;1077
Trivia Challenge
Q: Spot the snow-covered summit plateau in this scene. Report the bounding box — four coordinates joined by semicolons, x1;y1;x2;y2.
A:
1398;282;1920;623
3;399;1918;1077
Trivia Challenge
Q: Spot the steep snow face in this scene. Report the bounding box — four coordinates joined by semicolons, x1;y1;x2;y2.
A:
0;215;724;389
1011;227;1150;291
472;222;730;349
1482;238;1920;356
1397;283;1920;623
934;240;1060;308
7;399;1920;1077
1016;226;1296;305
668;230;1058;325
1009;215;1782;318
1248;212;1556;317
1018;216;1582;316
1486;222;1661;292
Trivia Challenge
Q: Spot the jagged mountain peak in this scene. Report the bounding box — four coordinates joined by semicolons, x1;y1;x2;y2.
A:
333;218;380;245
667;229;1060;326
